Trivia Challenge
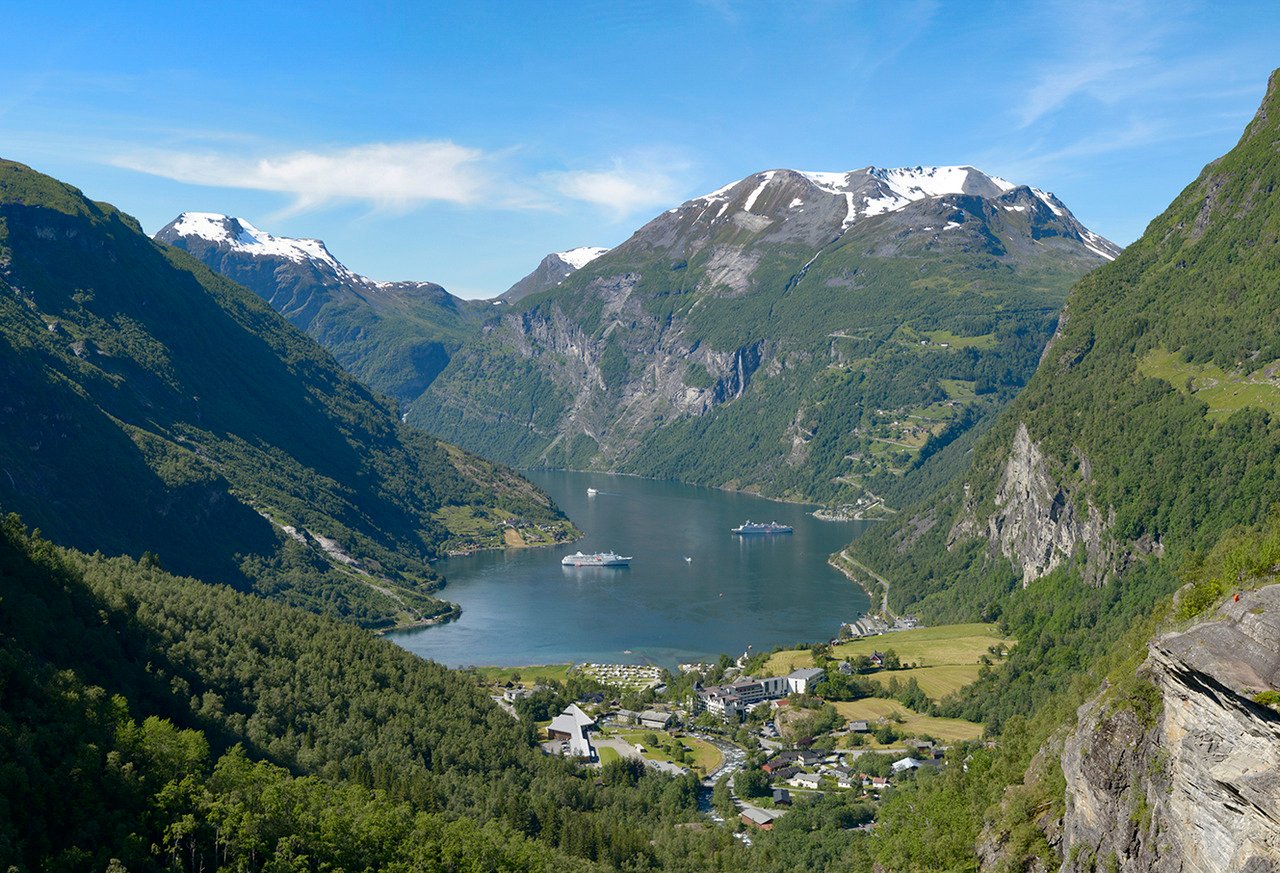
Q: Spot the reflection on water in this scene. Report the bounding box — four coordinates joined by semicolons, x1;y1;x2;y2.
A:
390;471;872;668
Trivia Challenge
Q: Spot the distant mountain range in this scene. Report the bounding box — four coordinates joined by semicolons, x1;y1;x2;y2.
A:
418;164;1118;509
0;160;573;628
162;165;1118;510
156;212;490;404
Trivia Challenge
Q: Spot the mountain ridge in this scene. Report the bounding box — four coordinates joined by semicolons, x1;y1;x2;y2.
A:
415;162;1119;511
157;212;486;404
500;246;611;303
1;158;573;628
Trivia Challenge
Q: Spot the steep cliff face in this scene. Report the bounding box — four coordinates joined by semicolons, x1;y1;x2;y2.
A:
946;423;1134;587
1057;586;1280;873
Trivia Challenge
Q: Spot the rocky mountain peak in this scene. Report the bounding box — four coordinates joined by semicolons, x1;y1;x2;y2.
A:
498;246;610;303
630;164;1119;259
158;212;357;280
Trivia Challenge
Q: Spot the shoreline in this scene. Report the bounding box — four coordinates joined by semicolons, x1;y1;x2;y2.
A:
519;466;838;513
828;548;893;619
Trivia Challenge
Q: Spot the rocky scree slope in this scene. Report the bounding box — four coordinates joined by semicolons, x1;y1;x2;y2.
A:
852;69;1280;622
416;165;1118;510
0;160;570;628
1051;585;1280;873
157;212;485;404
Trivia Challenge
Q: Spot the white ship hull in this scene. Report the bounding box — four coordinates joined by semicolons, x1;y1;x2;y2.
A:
561;551;631;567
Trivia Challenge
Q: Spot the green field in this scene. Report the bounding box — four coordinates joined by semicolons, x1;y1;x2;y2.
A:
832;698;983;743
597;746;623;765
1139;347;1280;420
617;731;723;775
473;664;574;686
864;664;983;699
832;623;1010;665
763;623;1011;701
921;329;997;350
939;378;977;400
762;648;818;675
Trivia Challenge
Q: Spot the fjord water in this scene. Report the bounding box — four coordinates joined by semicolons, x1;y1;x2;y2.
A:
391;471;872;668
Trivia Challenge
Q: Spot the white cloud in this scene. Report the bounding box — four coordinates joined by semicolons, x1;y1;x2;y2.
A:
544;156;688;219
108;140;688;221
110;140;524;214
1012;1;1169;129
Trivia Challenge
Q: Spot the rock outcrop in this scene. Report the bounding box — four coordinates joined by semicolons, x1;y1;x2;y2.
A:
985;424;1114;586
1057;586;1280;872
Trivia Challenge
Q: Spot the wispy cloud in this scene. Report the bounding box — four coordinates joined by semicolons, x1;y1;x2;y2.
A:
544;154;689;220
1012;1;1170;129
110;140;523;215
108;139;691;221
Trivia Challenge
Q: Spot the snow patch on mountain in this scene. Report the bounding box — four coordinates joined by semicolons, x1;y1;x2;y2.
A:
555;246;610;270
800;165;1018;227
1030;187;1065;217
168;212;358;280
742;171;777;212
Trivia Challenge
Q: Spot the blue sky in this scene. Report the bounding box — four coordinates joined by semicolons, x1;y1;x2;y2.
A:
3;1;1277;298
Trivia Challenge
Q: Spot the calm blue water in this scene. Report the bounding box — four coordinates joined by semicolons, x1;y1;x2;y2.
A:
390;471;872;668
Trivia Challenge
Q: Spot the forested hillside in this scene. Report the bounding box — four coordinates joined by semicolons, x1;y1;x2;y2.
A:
0;159;572;628
852;68;1280;621
417;167;1117;512
0;515;711;870
832;66;1280;871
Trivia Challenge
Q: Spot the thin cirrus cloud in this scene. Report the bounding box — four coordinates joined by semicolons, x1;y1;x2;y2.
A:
544;162;688;220
109;139;687;220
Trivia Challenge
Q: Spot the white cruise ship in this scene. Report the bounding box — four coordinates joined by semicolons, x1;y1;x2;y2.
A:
561;551;631;567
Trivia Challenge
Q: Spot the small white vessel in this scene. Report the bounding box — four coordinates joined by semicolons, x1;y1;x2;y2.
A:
586;487;598;496
561;550;631;567
684;556;693;563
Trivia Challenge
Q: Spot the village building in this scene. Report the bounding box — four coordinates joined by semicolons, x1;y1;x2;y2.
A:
638;709;674;730
693;667;828;722
547;703;596;760
740;808;778;830
788;772;822;789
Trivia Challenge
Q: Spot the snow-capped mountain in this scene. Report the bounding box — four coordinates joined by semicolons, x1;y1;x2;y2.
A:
417;162;1122;507
681;165;1120;260
499;245;611;303
157;213;482;403
162;212;362;280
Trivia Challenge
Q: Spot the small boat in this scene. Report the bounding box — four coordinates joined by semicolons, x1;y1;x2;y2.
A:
561;550;631;567
684;556;693;563
731;520;794;535
586;487;598;496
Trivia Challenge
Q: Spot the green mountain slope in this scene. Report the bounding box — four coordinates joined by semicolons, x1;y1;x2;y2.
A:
416;166;1117;511
0;516;712;872
0;160;573;628
156;212;487;404
852;69;1280;622
829;68;1280;873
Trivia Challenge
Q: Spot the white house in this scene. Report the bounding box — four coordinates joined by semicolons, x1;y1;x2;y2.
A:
788;772;822;790
891;757;921;773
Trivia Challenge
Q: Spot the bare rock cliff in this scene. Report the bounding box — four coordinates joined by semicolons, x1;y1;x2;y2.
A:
950;423;1118;586
1057;586;1280;872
